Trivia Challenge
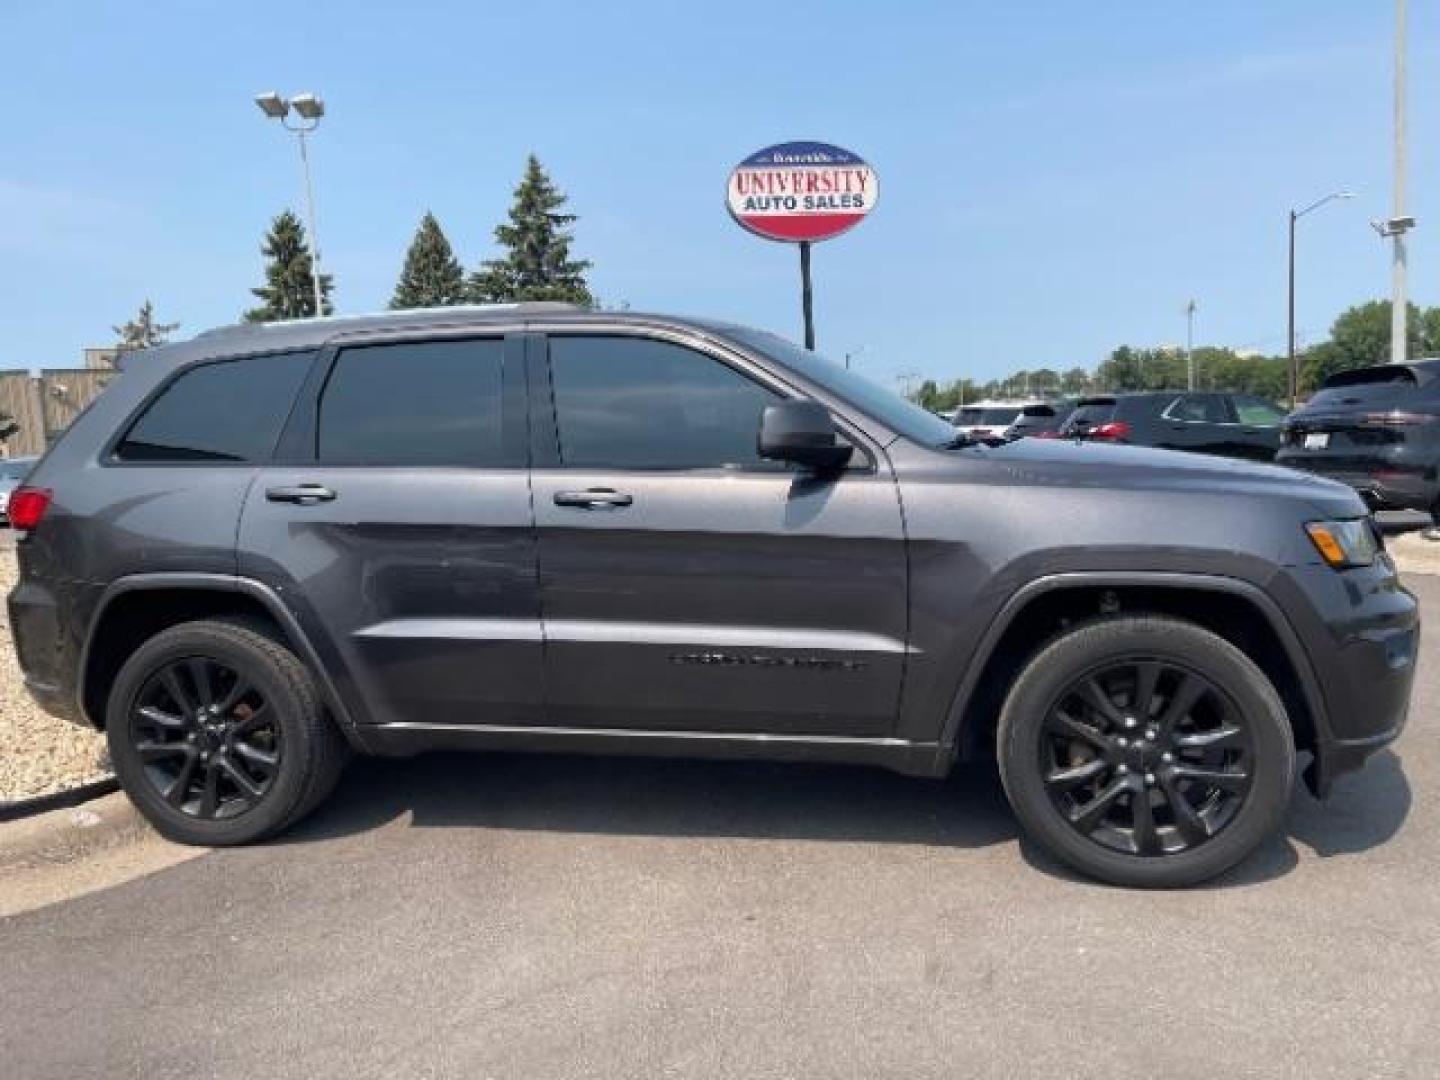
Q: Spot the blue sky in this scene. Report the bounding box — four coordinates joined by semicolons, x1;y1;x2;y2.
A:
2;1;1436;391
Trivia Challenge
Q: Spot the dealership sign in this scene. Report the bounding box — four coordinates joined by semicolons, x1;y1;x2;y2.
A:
727;141;878;243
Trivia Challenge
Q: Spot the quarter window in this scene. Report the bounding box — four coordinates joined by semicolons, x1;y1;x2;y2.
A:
317;339;506;466
548;336;784;469
115;351;315;463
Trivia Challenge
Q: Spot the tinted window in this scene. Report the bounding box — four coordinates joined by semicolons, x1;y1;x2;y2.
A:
1065;400;1117;428
318;339;506;466
0;459;34;481
954;408;984;425
550;336;783;469
978;408;1023;425
1234;397;1286;425
1307;365;1423;412
116;351;314;462
716;327;958;447
1168;394;1229;423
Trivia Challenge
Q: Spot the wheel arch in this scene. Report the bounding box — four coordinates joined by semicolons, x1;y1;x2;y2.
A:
944;572;1329;784
78;573;371;750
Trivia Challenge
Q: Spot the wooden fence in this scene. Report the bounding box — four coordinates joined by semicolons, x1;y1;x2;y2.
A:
0;368;116;457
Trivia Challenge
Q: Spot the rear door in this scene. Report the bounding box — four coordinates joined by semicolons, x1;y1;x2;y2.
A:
528;329;908;737
237;331;541;730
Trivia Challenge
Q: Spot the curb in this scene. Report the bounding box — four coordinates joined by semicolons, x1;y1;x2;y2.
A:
0;776;119;824
0;789;150;873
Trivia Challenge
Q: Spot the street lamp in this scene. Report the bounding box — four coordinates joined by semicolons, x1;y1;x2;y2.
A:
1288;191;1354;408
254;90;327;317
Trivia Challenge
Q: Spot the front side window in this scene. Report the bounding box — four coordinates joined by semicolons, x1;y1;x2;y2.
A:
317;339;506;466
549;336;783;469
115;351;315;462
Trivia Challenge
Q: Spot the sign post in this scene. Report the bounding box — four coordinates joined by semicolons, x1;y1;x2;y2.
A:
727;141;878;350
799;240;814;349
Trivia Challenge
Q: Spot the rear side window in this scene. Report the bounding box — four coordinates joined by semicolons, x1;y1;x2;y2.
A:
317;339;506;466
115;351;314;462
548;336;783;469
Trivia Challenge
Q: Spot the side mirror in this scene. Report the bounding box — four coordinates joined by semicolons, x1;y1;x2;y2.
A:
758;401;853;472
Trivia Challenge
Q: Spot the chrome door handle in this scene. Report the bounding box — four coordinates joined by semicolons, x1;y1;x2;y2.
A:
265;484;337;505
553;489;634;509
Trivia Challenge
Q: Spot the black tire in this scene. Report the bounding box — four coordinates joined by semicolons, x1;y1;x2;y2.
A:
105;618;349;846
997;615;1295;888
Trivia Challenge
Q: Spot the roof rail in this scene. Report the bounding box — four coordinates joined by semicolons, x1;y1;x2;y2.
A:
196;301;581;338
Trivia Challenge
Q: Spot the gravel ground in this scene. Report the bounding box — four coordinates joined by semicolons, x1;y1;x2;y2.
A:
0;535;108;801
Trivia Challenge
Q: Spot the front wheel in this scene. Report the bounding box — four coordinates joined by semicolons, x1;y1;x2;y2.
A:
106;618;348;846
998;615;1295;888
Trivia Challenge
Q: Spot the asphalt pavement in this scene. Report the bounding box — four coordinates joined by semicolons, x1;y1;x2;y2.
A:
1;577;1437;1079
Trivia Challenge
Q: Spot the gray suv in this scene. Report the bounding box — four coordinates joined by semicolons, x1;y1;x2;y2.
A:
7;305;1418;886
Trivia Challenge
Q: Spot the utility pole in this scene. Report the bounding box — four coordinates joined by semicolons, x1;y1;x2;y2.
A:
1371;0;1415;363
1392;0;1408;365
1184;299;1197;390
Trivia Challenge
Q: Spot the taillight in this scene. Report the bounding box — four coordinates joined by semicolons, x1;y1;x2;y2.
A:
1091;421;1132;440
7;487;52;530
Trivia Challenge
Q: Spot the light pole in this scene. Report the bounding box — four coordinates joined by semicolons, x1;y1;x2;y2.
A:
1288;191;1354;408
1184;299;1197;390
1372;0;1415;365
255;91;327;317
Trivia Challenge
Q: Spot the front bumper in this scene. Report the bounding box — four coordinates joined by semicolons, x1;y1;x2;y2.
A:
1271;558;1419;796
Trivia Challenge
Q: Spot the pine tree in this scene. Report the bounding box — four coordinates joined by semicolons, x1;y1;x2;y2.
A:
469;155;592;305
112;299;179;351
244;209;333;322
390;212;467;309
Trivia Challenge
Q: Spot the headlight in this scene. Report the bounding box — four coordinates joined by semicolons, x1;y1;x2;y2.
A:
1305;518;1379;569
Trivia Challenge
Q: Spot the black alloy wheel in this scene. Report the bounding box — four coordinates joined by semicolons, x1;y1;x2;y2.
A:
1040;659;1253;857
128;655;282;820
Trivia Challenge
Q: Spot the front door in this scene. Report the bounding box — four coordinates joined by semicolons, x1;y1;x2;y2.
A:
528;331;908;737
237;333;541;729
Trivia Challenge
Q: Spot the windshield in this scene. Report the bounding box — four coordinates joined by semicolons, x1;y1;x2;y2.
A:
1305;366;1423;413
721;328;958;446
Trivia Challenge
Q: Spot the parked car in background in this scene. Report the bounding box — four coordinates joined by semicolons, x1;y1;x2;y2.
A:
1278;359;1440;519
953;399;1077;442
6;305;1416;888
1059;392;1285;461
951;400;1024;440
1006;399;1078;440
0;456;38;523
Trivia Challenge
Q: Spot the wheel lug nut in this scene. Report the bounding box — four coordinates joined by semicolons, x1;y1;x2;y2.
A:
1145;773;1156;786
1161;752;1174;763
1145;730;1156;741
1116;764;1129;775
1116;737;1128;748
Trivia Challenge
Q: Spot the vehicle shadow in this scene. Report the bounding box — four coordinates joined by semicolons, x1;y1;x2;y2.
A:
283;747;1412;886
284;751;1018;850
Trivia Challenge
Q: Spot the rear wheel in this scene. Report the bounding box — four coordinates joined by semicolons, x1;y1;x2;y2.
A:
106;619;348;846
998;615;1294;888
